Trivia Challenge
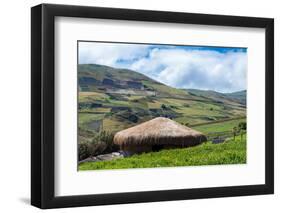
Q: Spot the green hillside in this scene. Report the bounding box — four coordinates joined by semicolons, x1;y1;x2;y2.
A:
187;89;246;105
79;64;196;98
78;64;246;143
193;118;246;134
225;90;246;105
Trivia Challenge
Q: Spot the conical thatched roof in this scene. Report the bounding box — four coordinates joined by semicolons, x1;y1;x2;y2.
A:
114;117;207;146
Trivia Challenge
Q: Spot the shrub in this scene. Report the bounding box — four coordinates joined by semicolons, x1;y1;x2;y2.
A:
79;131;119;161
131;99;139;103
88;142;107;156
170;105;177;109
78;143;90;161
238;122;247;130
161;104;167;110
91;131;118;154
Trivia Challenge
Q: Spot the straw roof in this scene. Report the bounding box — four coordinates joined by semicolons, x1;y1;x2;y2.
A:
114;117;207;146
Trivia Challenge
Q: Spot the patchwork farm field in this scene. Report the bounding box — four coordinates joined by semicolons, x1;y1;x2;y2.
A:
192;118;246;134
78;64;246;137
78;64;247;170
78;90;246;135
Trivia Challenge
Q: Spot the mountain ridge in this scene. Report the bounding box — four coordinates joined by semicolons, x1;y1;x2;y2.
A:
78;64;246;105
186;89;246;105
78;63;246;138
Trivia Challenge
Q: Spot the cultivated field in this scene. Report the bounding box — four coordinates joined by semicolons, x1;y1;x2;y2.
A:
78;64;247;170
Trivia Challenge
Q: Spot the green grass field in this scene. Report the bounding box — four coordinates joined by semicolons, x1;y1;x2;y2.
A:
79;135;246;170
193;118;246;134
78;113;104;125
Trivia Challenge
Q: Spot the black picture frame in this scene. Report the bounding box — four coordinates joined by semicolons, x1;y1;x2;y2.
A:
31;3;274;209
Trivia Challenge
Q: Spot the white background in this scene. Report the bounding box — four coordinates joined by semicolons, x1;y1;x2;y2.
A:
55;17;265;196
0;0;279;212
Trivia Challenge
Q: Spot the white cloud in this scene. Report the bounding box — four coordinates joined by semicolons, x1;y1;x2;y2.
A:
79;42;149;67
79;42;247;93
131;49;247;93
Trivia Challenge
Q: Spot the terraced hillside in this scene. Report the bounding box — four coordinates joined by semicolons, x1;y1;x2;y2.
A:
78;64;246;143
187;89;246;105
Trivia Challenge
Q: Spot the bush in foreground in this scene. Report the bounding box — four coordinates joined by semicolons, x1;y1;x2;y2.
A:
78;130;118;161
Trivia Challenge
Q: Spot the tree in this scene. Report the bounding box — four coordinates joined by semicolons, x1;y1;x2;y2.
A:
161;104;168;110
238;122;247;130
233;127;238;140
238;122;246;141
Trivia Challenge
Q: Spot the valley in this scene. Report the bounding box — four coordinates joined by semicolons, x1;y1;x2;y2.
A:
78;64;246;144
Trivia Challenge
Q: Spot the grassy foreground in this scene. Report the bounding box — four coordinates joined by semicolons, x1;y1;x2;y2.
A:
79;135;246;171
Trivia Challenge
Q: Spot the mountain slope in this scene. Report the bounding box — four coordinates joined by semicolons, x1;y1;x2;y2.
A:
79;64;192;98
78;64;246;136
186;89;246;105
224;90;246;105
79;64;154;83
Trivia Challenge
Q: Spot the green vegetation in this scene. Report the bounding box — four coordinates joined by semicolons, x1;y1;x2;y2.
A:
79;135;246;170
79;130;118;161
78;64;246;136
238;121;247;130
79;113;104;124
187;89;246;105
142;80;187;97
193;118;246;134
78;63;247;168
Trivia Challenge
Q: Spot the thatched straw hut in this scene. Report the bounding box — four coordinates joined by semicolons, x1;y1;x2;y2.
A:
114;117;207;155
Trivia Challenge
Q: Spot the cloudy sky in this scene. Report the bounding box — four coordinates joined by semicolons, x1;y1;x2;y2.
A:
78;41;247;93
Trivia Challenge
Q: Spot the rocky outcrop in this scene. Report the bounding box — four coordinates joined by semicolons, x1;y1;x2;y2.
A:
79;152;125;164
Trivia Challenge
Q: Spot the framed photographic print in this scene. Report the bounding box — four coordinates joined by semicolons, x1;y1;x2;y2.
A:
31;3;274;209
